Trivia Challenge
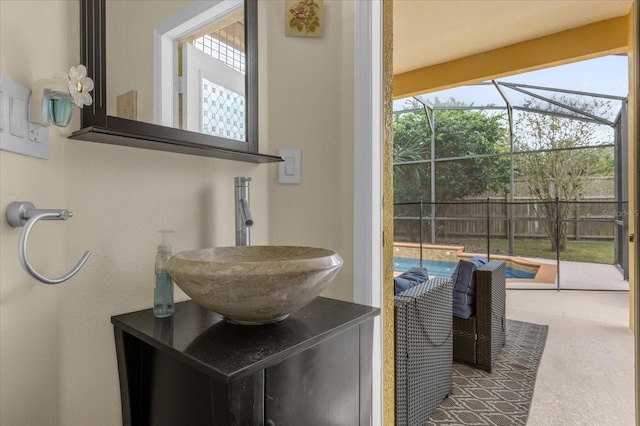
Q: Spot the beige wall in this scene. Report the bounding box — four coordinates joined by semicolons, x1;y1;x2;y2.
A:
262;0;355;302
0;1;355;424
106;0;193;122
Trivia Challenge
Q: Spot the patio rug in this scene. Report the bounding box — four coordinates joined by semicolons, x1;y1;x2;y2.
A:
427;319;549;426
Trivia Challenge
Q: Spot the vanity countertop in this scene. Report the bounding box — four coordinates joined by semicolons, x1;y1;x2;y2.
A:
111;297;379;384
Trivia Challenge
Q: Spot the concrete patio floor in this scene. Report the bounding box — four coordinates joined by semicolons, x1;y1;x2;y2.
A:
508;259;629;291
506;264;634;425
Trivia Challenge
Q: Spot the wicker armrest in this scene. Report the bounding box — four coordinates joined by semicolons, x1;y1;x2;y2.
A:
476;260;507;368
395;277;453;424
453;260;506;371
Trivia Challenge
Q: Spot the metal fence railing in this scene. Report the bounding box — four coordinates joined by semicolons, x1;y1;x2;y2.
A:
393;199;629;291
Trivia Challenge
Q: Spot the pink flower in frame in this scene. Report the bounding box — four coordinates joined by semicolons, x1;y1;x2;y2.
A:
287;0;322;36
292;3;310;26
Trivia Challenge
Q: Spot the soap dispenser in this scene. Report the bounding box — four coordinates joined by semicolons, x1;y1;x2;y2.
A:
154;231;175;318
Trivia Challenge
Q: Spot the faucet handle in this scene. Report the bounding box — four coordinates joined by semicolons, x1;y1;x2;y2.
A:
234;176;252;185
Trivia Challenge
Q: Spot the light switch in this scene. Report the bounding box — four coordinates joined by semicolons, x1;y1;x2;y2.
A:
284;156;295;176
0;75;49;159
0;92;4;130
278;149;301;184
10;97;25;137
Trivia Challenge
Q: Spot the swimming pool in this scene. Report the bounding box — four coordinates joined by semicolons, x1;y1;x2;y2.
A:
394;257;536;279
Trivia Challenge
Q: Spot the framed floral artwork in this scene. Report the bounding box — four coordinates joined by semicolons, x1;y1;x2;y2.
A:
285;0;324;37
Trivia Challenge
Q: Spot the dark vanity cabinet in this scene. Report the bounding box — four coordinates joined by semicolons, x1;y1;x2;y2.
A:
111;298;379;425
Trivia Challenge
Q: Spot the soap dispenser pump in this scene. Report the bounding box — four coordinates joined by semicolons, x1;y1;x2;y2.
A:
154;230;175;318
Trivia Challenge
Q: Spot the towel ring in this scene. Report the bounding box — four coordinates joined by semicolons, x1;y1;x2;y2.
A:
6;201;91;284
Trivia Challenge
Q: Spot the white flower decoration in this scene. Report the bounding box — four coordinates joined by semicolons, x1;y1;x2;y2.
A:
68;65;94;108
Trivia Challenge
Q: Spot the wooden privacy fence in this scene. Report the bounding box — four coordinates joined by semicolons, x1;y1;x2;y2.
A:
394;198;622;242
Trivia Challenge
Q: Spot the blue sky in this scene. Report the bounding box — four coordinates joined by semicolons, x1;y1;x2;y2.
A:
500;55;628;98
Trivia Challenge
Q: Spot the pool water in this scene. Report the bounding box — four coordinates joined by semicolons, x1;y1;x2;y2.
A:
393;257;536;279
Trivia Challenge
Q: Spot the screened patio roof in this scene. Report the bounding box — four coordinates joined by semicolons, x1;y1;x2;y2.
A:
393;55;628;126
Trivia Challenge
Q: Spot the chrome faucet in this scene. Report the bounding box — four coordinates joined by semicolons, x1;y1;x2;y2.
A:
235;177;254;246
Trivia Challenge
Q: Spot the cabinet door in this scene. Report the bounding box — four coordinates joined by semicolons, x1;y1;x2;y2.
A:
265;328;360;426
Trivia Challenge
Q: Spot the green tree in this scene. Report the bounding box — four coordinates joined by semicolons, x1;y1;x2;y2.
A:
514;96;615;252
393;99;510;241
393;110;431;204
432;108;510;202
393;100;510;204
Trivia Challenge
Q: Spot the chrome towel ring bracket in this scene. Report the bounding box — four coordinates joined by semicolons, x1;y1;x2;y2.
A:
6;201;91;284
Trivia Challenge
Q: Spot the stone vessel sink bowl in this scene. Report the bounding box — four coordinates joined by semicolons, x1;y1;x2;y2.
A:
167;246;343;325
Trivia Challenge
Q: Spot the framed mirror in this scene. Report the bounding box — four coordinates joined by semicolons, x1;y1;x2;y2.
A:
71;0;281;163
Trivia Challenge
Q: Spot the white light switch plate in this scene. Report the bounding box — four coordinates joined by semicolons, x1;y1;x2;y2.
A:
278;149;301;184
0;75;49;159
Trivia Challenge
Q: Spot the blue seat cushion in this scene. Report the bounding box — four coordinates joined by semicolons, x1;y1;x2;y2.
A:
468;255;489;270
452;257;488;319
394;267;429;295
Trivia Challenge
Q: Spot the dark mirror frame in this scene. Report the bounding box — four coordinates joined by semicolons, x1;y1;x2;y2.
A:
70;0;282;164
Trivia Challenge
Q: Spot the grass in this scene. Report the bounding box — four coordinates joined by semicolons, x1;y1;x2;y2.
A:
436;238;615;264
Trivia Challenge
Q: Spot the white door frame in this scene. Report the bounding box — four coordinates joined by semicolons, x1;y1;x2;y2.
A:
353;1;383;425
182;43;245;133
633;1;639;421
152;0;243;127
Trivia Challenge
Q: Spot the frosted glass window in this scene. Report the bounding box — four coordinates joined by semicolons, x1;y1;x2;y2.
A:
202;78;245;141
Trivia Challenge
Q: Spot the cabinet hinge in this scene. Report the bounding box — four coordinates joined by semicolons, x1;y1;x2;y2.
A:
175;76;185;94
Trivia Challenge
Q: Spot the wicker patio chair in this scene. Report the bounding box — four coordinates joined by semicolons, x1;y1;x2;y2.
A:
395;277;453;425
453;259;506;372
